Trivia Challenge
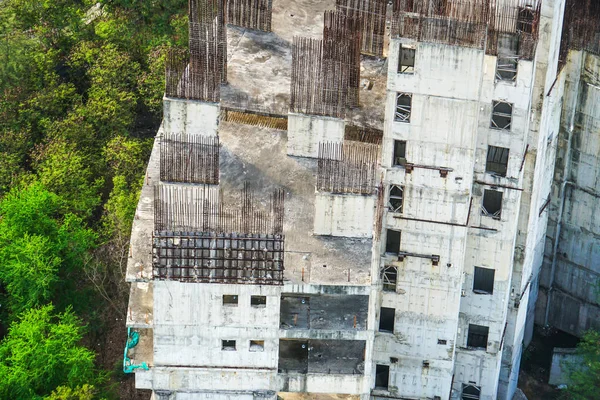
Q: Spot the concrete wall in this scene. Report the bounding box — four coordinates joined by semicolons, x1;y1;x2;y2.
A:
313;192;375;238
287;113;344;158
153;282;281;370
163;97;219;136
540;50;600;337
548;348;583;386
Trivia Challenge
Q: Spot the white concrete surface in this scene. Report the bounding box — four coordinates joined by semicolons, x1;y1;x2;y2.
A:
287;113;344;158
313;193;375;238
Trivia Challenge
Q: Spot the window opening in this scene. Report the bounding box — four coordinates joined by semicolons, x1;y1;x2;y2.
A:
380;265;398;292
482;190;503;219
517;7;535;34
398;45;415;74
467;324;489;350
379;307;395;333
437;339;447;345
490;101;513;130
223;295;238;305
462;383;481;400
385;229;401;254
375;364;390;389
388;185;404;213
496;56;518;81
393;141;406;166
251;295;267;307
222;340;236;351
473;267;495;294
486;146;509;176
395;93;412;123
250;340;265;352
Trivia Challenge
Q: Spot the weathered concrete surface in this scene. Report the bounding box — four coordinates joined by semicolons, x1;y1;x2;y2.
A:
218;121;372;286
163;97;219;136
287;114;345;159
313;193;375;238
548;347;583;386
539;50;600;337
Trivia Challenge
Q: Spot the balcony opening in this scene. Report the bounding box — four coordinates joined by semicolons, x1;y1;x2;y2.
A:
251;295;267;307
385;229;401;254
481;189;503;219
375;364;390;390
398;45;415;74
223;295;238;305
380;265;398;292
395;93;412;123
473;266;495;295
467;324;489;350
490;101;513;130
486;146;509;176
379;307;395;333
388;185;404;212
222;340;236;351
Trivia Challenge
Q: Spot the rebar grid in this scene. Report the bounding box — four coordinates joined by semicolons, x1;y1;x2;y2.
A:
290;12;363;118
159;134;219;184
164;0;226;102
391;0;542;59
323;11;363;108
344;125;384;144
152;232;284;285
226;0;273;31
336;0;387;56
559;0;600;62
154;183;285;235
317;141;380;195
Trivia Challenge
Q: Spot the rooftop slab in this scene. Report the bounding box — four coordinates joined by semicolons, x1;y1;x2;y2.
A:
222;0;387;128
218;120;372;285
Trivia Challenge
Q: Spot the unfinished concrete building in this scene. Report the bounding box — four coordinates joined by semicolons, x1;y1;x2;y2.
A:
124;0;600;399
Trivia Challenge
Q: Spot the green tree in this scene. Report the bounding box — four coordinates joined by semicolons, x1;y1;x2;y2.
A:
566;330;600;399
0;305;102;400
0;183;96;316
45;384;98;400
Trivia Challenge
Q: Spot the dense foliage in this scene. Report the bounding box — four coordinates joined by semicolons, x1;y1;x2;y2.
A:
565;331;600;399
0;0;187;397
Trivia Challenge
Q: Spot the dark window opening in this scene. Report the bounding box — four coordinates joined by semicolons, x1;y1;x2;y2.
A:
473;267;495;294
250;340;265;352
375;364;390;390
223;295;238;305
467;324;489;350
486;146;509;176
496;56;518;81
482;189;503;219
251;295;267;307
398;45;415;74
437;339;447;345
395;93;412;123
379;307;395;333
222;340;236;351
393;140;407;166
462;383;481;400
388;185;404;212
380;265;398;292
490;101;513;130
517;7;535;34
385;229;401;254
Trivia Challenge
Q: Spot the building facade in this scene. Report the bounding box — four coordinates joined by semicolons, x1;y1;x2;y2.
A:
124;0;600;399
